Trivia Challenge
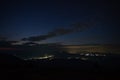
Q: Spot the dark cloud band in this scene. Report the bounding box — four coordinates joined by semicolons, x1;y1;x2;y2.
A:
21;22;94;41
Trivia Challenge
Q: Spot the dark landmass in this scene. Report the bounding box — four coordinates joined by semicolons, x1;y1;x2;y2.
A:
0;53;120;80
0;41;120;79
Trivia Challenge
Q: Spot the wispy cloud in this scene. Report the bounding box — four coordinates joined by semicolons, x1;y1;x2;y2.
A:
21;22;95;42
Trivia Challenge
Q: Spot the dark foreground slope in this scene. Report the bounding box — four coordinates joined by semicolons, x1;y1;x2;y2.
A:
0;53;120;80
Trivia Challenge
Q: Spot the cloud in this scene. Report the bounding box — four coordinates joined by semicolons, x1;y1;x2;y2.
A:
70;22;95;31
21;22;94;41
22;34;55;41
0;36;7;41
0;35;20;46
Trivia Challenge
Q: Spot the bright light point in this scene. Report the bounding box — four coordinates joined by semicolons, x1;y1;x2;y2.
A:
85;53;90;56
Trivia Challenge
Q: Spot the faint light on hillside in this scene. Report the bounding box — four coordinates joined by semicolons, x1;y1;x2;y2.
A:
75;57;80;59
81;57;88;60
26;54;54;60
67;57;72;59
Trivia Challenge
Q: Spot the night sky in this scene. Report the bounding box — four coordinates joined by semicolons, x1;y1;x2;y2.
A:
0;0;120;45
